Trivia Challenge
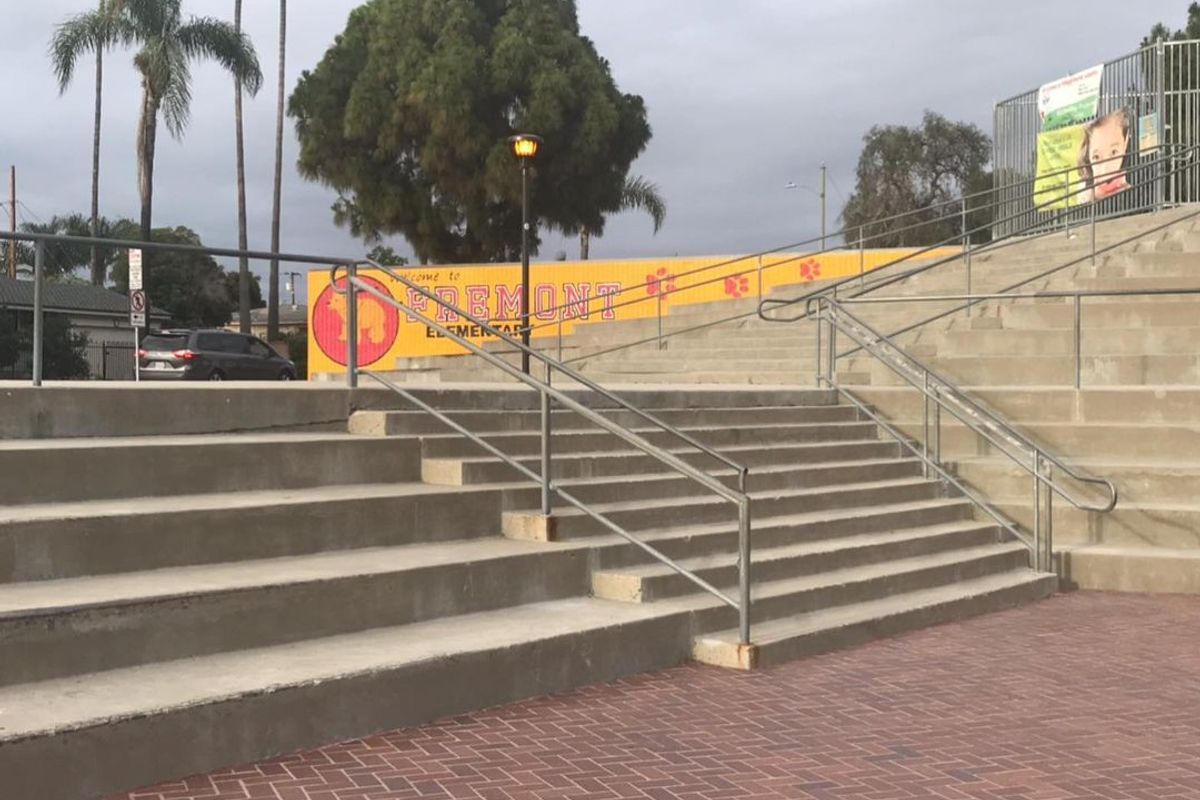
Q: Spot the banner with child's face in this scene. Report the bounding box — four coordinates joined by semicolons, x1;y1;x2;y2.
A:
1035;65;1133;208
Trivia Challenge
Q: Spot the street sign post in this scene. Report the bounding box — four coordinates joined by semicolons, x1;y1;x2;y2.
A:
129;248;145;382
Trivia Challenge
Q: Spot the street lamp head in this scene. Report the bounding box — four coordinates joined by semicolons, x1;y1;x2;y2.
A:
509;134;543;161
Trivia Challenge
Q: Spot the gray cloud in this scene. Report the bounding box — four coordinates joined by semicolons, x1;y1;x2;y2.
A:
1;0;1186;300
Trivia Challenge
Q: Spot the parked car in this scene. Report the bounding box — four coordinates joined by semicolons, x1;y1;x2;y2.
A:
138;330;298;381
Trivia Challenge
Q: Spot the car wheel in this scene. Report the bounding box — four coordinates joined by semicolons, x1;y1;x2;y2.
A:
208;370;225;382
279;370;295;382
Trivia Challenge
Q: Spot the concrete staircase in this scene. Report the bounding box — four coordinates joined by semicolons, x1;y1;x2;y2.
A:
0;382;1052;800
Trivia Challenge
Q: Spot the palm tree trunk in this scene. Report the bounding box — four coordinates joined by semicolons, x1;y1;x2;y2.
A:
90;43;104;285
580;226;590;260
267;0;287;343
234;0;251;334
136;85;158;244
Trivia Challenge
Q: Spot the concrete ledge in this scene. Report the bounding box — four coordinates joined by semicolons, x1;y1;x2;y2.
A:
502;512;558;542
1058;545;1200;594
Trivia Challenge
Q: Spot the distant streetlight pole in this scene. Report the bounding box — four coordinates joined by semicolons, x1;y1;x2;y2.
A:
284;271;301;309
508;133;543;374
785;163;827;250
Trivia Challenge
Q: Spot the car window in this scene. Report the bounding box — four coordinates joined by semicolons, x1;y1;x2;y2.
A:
247;339;272;358
142;334;188;352
221;334;250;354
195;333;223;352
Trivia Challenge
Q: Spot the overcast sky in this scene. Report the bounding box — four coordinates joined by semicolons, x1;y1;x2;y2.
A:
0;0;1186;299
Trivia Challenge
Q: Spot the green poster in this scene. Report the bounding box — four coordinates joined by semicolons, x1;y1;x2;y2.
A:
1035;125;1085;210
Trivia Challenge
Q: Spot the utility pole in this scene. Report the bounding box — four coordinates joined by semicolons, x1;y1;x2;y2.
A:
8;166;15;279
284;271;301;308
820;163;827;251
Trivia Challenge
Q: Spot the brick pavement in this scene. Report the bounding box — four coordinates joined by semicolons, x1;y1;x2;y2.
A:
111;592;1200;800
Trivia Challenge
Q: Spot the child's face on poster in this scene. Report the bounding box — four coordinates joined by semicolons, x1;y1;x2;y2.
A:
1089;115;1130;199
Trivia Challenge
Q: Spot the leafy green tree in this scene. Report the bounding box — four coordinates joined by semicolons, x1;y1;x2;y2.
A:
841;111;991;247
283;328;307;378
0;310;90;380
1143;3;1200;45
50;0;263;246
111;226;238;328
289;0;651;264
578;175;666;260
223;269;264;310
365;244;408;266
18;214;138;282
49;0;126;285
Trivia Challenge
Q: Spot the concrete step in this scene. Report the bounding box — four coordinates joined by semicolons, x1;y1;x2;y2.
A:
0;384;385;440
929;325;1200;357
896;420;1200;461
501;457;924;511
846;352;1200;387
950;457;1200;506
0;433;421;506
995;499;1200;550
576;356;818;374
979;298;1200;329
0;537;589;686
0;596;693;800
0;483;506;583
582;370;821;385
592;519;1002;601
424;437;901;485
418;420;879;459
694;569;1055;669
350;403;860;436
504;477;944;540
587;498;978;570
850;386;1200;425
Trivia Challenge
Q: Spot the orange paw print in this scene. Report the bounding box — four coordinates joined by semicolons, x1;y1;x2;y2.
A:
799;259;821;282
646;268;677;298
724;274;751;298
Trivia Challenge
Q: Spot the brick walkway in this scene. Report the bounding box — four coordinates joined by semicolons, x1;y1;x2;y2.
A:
112;593;1200;800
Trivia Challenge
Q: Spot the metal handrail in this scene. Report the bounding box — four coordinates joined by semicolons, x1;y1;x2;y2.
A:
834;204;1200;362
334;261;754;644
810;294;1117;509
362;261;749;481
837;284;1200;390
502;143;1150;330
555;144;1199;366
759;144;1200;324
809;295;1118;572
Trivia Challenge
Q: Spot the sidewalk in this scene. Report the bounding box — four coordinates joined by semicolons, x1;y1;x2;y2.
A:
111;591;1200;800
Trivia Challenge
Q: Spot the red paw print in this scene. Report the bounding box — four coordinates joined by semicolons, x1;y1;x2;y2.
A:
646;268;677;298
724;274;750;298
799;259;821;282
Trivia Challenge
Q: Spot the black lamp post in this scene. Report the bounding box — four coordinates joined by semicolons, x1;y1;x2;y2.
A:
508;133;542;374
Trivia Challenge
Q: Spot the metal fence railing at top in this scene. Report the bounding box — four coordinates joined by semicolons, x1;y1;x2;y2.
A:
994;39;1200;238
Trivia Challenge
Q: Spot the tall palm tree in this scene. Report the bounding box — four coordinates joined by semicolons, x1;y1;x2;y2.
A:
51;0;263;249
580;176;667;260
50;0;124;286
267;0;287;342
233;0;250;333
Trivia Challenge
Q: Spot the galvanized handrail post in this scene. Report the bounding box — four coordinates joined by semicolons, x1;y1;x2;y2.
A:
1090;194;1098;266
1156;40;1167;213
541;362;553;516
656;291;664;350
814;306;824;386
858;227;865;288
825;306;837;386
757;255;764;302
32;241;45;387
1073;294;1083;390
932;385;942;468
922;371;931;479
1044;459;1054;572
738;498;752;646
1032;450;1042;570
346;261;358;389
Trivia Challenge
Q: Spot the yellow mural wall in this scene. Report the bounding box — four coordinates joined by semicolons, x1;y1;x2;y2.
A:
307;248;958;378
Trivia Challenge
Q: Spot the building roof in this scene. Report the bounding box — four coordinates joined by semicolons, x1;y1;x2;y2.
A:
250;305;308;326
0;276;170;319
